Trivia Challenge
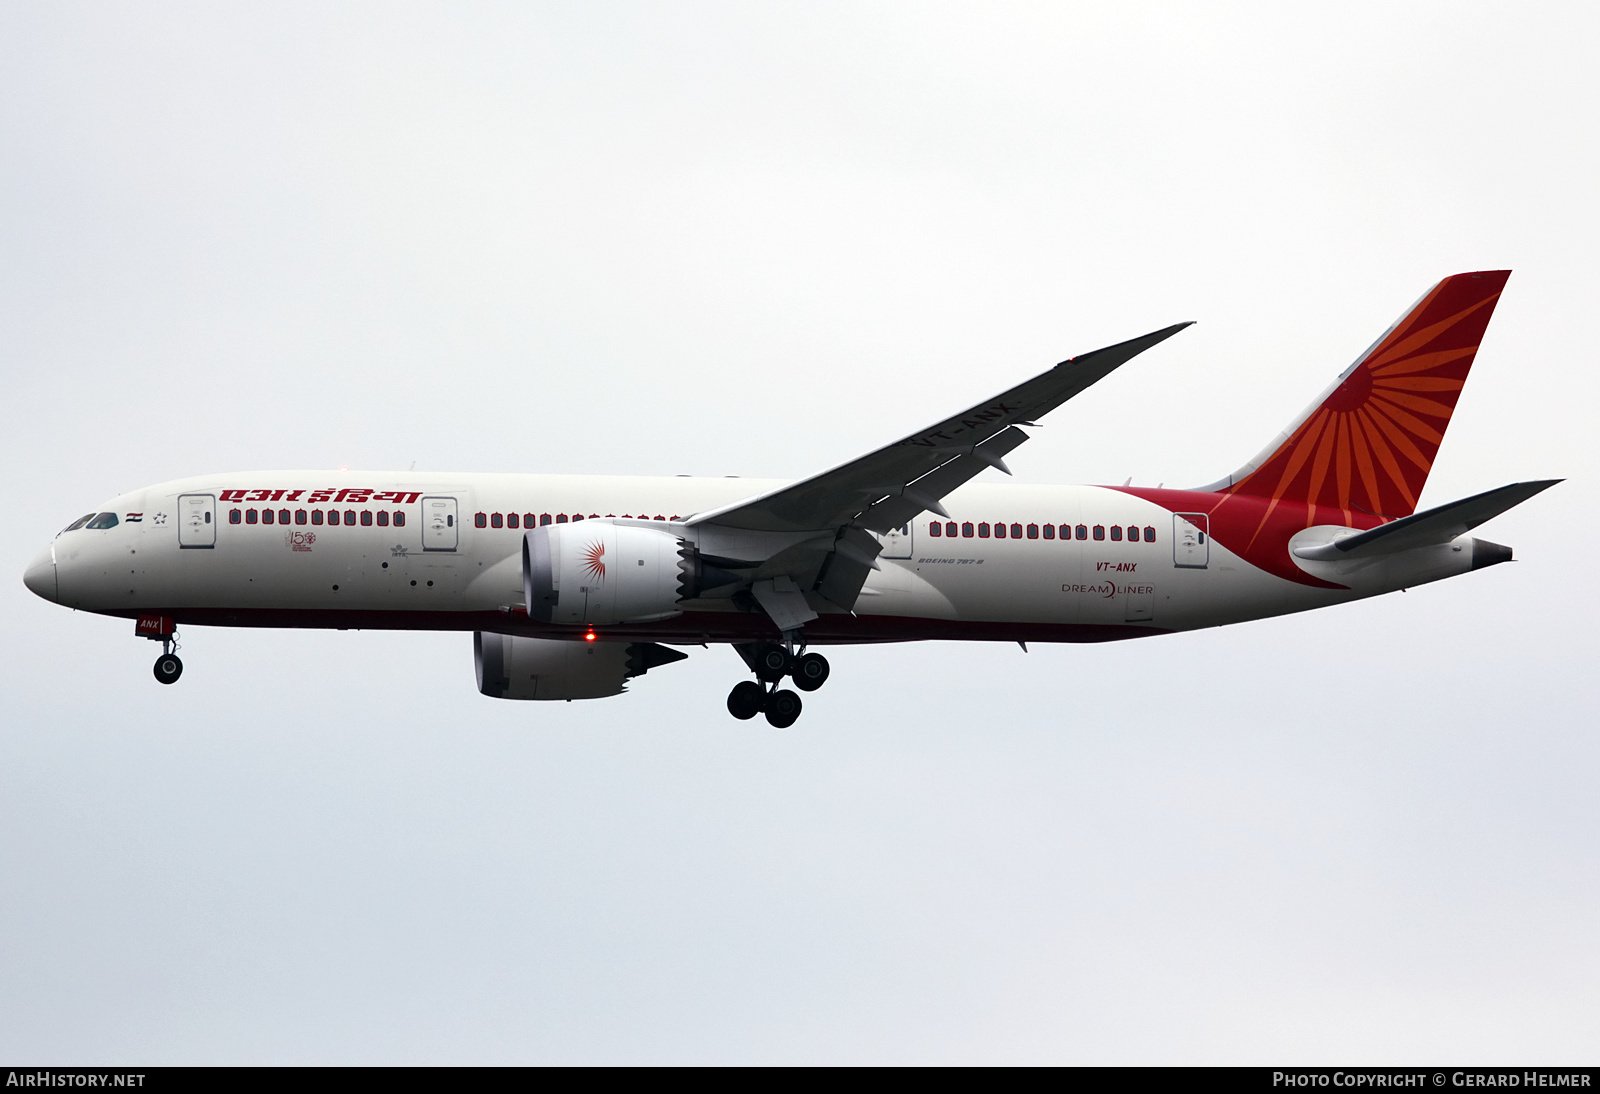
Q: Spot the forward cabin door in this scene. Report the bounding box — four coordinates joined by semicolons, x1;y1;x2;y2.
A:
879;522;913;560
177;494;215;549
422;496;458;551
1173;513;1209;568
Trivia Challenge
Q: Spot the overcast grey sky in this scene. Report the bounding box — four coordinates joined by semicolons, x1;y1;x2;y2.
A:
3;1;1597;1064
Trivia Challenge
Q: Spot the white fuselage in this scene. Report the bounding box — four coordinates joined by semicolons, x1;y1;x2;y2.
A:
24;470;1482;646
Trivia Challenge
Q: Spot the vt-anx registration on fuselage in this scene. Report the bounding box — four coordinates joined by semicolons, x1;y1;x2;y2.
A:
23;271;1558;728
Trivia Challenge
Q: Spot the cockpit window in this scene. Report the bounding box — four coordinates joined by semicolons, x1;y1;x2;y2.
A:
86;512;120;530
61;514;96;534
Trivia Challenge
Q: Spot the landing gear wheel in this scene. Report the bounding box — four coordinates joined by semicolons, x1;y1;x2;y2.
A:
764;688;802;729
792;652;830;692
727;680;765;720
153;653;183;685
753;643;791;683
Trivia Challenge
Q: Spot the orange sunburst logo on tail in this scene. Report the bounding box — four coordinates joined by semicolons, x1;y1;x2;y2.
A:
582;540;606;581
1227;270;1510;522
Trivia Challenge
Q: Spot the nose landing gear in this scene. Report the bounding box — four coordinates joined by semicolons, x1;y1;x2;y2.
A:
136;615;183;685
153;645;183;685
728;639;828;727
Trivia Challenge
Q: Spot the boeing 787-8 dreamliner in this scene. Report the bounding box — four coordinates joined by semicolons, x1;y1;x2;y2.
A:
23;270;1556;727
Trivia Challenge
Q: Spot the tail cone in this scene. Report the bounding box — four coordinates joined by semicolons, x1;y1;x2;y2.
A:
1470;538;1513;570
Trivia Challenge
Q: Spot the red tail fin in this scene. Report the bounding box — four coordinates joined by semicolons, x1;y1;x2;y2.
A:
1219;270;1510;519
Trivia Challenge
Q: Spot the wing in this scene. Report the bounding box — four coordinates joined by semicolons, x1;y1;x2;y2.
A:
678;322;1193;630
689;322;1193;535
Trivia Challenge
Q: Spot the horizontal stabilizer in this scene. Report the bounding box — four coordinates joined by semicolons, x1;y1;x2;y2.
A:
1293;479;1561;560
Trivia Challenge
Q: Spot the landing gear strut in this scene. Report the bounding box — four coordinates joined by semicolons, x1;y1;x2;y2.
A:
728;638;829;727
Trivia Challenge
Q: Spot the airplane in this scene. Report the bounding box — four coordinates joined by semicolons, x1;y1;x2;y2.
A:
22;270;1558;728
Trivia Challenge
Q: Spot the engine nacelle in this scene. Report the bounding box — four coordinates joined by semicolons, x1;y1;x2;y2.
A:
524;520;688;626
474;632;687;701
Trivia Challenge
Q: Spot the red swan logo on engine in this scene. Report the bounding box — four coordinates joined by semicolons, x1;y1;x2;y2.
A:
582;541;606;581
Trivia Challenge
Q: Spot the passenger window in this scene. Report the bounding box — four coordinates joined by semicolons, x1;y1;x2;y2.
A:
377;511;389;526
490;513;503;528
295;510;307;525
525;513;537;527
394;511;406;527
1026;524;1038;539
246;509;257;524
555;514;568;524
1110;526;1122;541
945;522;957;537
978;522;990;538
311;510;323;525
278;509;290;524
360;511;373;526
62;514;96;533
1075;524;1087;540
347;510;358;525
262;509;275;525
1093;525;1105;540
993;522;1005;538
475;512;487;528
929;522;942;536
1144;526;1155;542
962;522;974;538
1011;523;1023;538
541;514;552;525
507;513;519;529
229;509;242;525
1042;524;1054;539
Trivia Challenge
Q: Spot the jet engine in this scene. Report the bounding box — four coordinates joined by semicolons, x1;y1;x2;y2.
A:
474;631;687;700
523;521;744;626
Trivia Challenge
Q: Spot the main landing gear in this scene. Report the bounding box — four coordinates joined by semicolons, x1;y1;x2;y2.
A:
727;640;829;728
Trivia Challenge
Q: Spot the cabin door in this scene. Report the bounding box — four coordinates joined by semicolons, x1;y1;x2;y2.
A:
177;494;215;549
1173;513;1209;568
422;497;458;551
879;522;913;560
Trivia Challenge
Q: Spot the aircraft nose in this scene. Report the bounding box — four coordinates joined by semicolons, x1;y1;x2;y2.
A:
22;546;57;603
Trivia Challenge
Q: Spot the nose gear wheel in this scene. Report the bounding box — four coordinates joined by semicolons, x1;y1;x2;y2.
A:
153;652;183;684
